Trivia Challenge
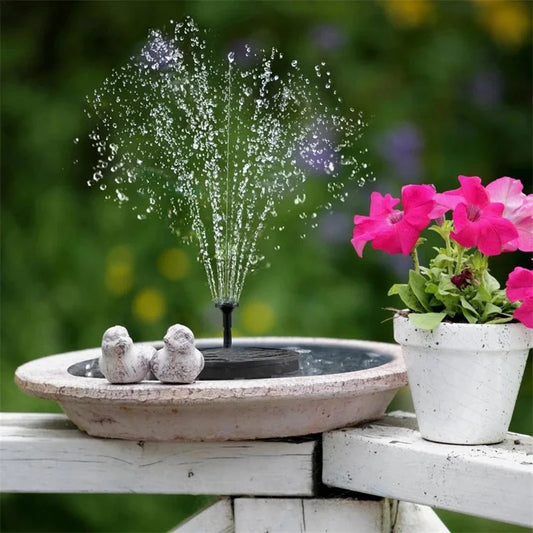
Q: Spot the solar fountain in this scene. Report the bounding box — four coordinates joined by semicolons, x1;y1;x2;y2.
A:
15;18;406;441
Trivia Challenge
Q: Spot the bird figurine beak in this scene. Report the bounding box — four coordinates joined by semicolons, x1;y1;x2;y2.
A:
113;343;126;356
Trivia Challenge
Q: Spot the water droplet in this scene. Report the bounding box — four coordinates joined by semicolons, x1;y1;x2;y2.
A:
73;138;79;144
227;51;235;63
291;60;298;68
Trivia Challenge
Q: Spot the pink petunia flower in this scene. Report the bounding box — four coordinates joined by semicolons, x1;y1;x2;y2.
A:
513;298;533;329
351;184;435;257
429;174;479;217
506;266;533;302
506;267;533;328
436;175;518;256
486;177;533;252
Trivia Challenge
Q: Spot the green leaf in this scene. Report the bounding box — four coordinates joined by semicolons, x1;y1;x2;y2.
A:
425;282;439;295
482;302;502;320
483;271;500;293
460;296;479;317
486;316;514;324
408;312;447;330
408;270;431;311
472;285;492;304
437;276;457;295
433;253;454;264
462;307;478;324
387;283;404;296
395;285;426;312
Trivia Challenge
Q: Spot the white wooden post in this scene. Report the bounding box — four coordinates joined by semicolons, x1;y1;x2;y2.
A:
171;499;233;533
231;498;449;533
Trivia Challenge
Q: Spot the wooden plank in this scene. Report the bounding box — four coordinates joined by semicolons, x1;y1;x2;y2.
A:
233;498;449;533
322;411;533;527
234;498;382;533
0;413;317;496
171;498;233;533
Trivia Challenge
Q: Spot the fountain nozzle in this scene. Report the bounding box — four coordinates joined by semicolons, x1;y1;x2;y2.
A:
215;302;238;349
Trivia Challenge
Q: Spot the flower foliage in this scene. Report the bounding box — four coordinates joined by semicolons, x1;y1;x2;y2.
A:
352;175;533;330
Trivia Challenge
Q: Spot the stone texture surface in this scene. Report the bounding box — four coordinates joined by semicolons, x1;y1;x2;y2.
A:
151;324;204;383
100;325;153;384
15;337;407;441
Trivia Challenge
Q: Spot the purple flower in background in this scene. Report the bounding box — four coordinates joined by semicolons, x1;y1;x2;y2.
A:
319;211;352;244
140;30;181;71
226;40;258;67
469;69;503;107
376;123;424;181
309;23;347;51
297;125;339;177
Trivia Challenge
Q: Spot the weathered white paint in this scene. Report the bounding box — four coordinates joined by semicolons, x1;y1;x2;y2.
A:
234;498;382;533
233;498;449;533
393;316;532;444
0;413;316;495
394;501;450;532
171;498;233;533
323;412;533;527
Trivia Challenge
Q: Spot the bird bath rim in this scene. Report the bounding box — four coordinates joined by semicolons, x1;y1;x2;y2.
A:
15;336;406;404
15;336;407;441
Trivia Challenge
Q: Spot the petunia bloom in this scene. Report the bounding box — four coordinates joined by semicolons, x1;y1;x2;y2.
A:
486;177;533;252
513;298;533;329
506;267;533;329
506;266;533;302
437;175;518;256
351;184;435;256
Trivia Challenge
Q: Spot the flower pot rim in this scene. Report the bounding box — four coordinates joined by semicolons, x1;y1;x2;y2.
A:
393;314;532;350
394;313;530;330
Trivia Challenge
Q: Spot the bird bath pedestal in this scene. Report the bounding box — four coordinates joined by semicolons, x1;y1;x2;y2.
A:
15;337;406;441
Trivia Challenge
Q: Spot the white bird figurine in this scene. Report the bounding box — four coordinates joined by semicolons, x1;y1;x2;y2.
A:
151;324;204;384
99;325;153;384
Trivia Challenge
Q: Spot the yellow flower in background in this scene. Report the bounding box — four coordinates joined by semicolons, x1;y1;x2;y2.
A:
241;301;275;334
133;287;166;323
384;0;434;27
105;246;133;296
157;248;190;280
475;0;531;48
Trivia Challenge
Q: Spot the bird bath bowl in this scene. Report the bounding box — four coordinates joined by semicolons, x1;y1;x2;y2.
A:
15;337;406;441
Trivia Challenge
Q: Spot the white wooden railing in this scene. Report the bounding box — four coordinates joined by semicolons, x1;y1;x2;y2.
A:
1;411;531;532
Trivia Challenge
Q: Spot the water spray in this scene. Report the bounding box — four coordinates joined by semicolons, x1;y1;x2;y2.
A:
87;17;369;313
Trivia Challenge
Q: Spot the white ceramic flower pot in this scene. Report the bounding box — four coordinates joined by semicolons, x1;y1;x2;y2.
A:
393;315;532;445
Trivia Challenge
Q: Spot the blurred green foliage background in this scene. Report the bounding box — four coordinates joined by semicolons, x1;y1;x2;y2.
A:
1;1;531;532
